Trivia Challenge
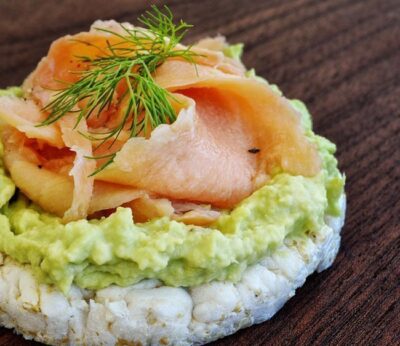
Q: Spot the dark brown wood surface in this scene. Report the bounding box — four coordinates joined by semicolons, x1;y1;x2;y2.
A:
0;0;399;345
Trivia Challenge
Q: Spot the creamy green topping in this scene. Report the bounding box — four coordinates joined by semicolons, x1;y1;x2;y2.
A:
223;43;244;61
0;87;24;98
0;86;345;293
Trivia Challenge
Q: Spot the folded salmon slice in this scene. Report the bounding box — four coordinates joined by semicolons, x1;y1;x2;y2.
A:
1;127;147;216
154;60;321;177
0;20;321;223
0;96;63;148
97;91;258;208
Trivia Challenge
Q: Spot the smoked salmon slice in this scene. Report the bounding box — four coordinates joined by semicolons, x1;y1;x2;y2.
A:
0;20;321;224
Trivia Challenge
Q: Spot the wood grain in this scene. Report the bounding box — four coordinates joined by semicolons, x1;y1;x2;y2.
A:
0;0;399;345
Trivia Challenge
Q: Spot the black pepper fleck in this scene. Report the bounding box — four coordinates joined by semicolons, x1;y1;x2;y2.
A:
248;148;260;154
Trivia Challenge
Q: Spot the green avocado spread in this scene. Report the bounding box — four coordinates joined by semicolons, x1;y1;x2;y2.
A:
0;85;345;294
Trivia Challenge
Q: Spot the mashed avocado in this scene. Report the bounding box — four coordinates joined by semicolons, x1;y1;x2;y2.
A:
0;87;344;294
223;43;244;61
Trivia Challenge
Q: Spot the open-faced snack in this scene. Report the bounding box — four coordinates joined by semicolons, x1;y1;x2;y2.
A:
0;6;346;345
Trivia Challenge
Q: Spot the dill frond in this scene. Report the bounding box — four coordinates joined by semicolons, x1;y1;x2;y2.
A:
39;5;197;174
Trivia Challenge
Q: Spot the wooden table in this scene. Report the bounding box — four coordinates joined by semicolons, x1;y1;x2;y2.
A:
0;0;399;345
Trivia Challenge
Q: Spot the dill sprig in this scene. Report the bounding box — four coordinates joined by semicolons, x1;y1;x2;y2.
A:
39;5;197;175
